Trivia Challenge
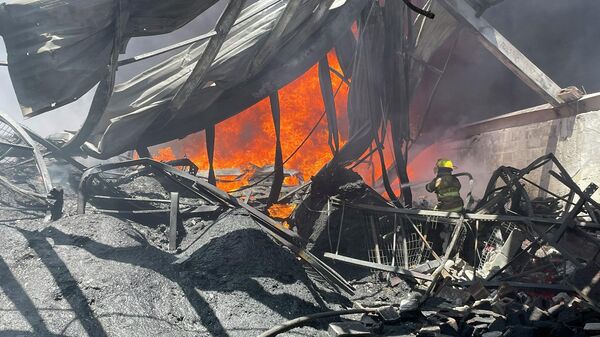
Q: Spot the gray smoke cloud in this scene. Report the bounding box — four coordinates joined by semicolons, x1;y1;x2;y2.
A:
423;0;600;130
405;0;600;202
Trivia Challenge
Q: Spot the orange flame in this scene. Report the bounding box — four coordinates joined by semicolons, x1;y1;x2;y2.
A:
153;147;176;162
267;203;297;219
151;48;438;200
153;50;349;191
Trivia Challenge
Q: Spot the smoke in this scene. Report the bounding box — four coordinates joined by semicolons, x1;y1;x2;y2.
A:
406;0;600;202
422;0;600;131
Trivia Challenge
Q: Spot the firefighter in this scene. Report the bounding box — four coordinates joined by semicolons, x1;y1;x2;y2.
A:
426;159;464;212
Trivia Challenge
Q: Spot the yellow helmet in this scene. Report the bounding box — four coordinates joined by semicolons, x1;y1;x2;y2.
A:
436;158;455;169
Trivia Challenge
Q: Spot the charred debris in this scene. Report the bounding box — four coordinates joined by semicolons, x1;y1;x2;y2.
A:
1;0;600;336
3;111;600;336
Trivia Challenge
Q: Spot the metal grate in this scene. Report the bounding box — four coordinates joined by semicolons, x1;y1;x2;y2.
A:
367;216;432;271
477;222;517;272
0;115;47;209
382;231;432;268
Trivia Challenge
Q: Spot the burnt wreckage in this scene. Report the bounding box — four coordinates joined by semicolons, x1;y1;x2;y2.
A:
0;0;599;336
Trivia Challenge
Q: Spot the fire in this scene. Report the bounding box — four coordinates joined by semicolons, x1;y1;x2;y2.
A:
212;164;255;192
153;50;349;191
153;147;176;162
267;203;297;219
151;48;440;201
283;175;300;186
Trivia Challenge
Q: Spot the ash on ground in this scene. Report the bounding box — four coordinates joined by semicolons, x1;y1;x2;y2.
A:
0;205;345;337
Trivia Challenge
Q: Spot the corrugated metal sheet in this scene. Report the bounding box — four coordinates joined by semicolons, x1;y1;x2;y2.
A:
1;0;456;160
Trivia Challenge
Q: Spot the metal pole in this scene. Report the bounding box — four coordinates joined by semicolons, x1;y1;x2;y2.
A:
169;192;180;251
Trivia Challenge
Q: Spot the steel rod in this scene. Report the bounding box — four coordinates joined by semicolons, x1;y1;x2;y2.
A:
169;192;180;251
324;253;433;281
118;31;217;66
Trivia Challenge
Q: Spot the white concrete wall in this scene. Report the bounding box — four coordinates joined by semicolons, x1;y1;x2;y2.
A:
437;110;600;201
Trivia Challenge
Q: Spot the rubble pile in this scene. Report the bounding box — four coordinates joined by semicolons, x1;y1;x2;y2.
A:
291;167;391;260
281;154;600;336
418;282;600;337
1;0;599;335
1;133;599;337
0;204;345;337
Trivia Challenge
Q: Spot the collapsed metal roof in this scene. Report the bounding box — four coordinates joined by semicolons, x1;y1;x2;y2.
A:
0;0;456;160
0;0;575;208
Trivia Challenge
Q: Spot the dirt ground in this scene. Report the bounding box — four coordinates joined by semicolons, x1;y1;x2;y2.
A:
0;197;347;336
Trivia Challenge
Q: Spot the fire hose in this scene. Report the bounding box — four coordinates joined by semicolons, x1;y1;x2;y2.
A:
256;307;379;337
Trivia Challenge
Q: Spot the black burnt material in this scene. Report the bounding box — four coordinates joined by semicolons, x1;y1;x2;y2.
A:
291;167;392;279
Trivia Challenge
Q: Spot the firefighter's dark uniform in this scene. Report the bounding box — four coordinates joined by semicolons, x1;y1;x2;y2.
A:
426;165;464;254
425;168;464;212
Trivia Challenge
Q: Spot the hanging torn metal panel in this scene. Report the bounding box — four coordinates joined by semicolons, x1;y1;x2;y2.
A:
0;0;220;117
0;0;119;117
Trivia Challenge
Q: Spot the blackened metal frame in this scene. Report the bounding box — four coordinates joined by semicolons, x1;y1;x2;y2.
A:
78;158;355;295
